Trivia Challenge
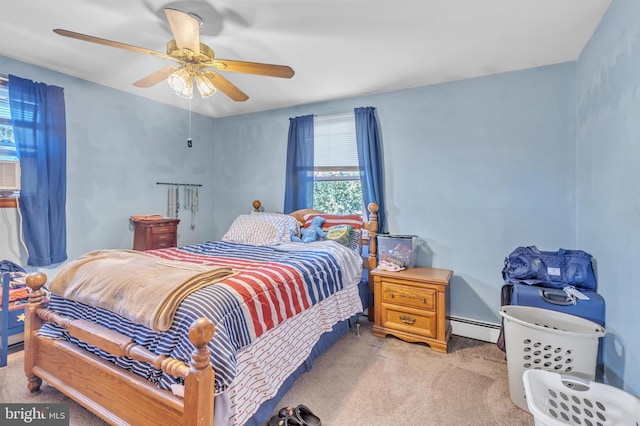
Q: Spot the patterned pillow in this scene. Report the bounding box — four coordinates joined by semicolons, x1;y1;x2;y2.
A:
222;214;297;246
302;213;364;230
251;211;300;241
349;228;363;252
326;224;352;247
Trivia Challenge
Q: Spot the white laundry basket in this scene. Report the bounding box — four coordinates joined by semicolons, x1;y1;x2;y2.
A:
523;369;640;425
499;305;605;412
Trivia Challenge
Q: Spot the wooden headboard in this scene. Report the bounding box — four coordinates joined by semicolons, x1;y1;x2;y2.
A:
251;200;379;273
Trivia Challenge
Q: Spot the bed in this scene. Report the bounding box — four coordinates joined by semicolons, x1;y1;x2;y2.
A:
23;200;379;426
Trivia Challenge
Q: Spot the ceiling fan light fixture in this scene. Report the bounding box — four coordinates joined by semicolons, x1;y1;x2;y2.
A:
53;8;293;103
195;72;217;98
167;66;193;99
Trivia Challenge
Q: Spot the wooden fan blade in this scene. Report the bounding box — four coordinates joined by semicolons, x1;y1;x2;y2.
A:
211;59;294;78
165;8;200;55
53;29;174;61
133;66;178;88
201;71;249;102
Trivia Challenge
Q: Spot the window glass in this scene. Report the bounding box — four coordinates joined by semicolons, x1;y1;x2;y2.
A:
313;113;363;214
0;81;17;159
0;80;20;203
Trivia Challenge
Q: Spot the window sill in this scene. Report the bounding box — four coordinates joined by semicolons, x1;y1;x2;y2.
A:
0;198;17;208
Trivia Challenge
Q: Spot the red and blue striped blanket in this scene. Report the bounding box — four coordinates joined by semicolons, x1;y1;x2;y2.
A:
39;240;362;394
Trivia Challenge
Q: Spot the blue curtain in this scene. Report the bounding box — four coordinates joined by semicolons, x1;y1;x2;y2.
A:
355;106;386;233
283;114;314;213
9;75;67;266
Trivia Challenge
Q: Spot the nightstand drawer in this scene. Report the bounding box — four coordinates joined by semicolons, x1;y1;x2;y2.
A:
150;225;176;235
380;305;437;338
381;282;435;311
150;241;174;249
151;232;174;243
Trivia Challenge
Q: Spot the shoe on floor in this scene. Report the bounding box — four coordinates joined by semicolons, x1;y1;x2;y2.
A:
267;414;304;426
278;406;295;418
294;405;321;426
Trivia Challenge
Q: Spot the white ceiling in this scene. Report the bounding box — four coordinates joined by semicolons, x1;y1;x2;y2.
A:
0;0;611;118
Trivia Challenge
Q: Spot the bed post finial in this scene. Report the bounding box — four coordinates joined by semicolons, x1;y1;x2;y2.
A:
26;272;47;293
184;318;215;426
252;200;262;212
367;202;379;216
188;317;215;354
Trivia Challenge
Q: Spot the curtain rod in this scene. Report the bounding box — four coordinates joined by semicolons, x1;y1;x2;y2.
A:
313;111;353;118
157;182;202;187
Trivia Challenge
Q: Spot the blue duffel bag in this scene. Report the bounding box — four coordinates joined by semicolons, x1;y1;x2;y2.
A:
502;246;597;291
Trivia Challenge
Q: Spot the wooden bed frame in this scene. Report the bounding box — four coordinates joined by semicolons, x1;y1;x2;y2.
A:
23;201;378;426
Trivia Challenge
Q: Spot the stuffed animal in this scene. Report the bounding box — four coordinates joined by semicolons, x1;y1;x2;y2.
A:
291;216;327;243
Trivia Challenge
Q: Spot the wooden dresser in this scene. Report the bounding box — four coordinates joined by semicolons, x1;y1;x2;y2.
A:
372;267;453;353
131;218;180;251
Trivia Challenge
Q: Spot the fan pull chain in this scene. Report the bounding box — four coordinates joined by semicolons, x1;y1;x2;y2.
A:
187;97;193;147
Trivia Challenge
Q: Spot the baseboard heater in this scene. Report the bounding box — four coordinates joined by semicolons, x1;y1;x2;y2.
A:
448;315;501;344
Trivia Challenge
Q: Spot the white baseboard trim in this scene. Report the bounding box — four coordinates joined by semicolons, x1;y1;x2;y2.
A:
449;316;501;343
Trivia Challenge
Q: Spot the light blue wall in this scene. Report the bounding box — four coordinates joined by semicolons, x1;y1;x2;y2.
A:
213;63;577;327
1;59;576;326
0;56;218;278
575;0;640;396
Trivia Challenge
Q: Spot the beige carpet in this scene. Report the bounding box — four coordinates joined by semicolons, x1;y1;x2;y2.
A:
0;320;534;425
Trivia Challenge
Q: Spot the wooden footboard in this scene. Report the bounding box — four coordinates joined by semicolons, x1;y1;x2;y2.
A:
24;273;215;426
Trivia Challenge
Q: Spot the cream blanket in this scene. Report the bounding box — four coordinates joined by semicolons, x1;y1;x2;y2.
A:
49;249;237;331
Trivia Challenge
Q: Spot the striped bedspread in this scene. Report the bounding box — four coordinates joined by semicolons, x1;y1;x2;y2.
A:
39;240;362;394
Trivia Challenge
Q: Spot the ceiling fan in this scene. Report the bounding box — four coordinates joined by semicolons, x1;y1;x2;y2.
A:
53;8;294;102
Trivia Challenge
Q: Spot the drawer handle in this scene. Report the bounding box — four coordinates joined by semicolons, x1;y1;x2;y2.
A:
389;292;426;304
399;315;416;325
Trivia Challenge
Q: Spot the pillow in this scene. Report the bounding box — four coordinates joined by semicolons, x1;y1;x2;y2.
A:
348;228;362;252
302;213;364;230
251;211;300;241
325;224;352;247
222;214;296;246
302;213;365;251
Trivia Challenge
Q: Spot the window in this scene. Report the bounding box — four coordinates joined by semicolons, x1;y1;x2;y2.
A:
0;81;16;157
312;112;363;215
0;78;19;208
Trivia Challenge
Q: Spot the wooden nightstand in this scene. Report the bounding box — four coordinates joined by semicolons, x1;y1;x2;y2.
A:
372;267;453;353
131;218;180;251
